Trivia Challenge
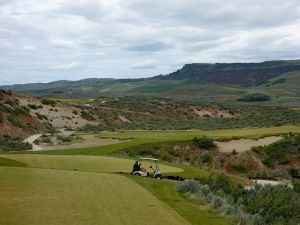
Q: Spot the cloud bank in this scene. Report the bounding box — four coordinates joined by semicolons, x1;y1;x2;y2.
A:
0;0;300;84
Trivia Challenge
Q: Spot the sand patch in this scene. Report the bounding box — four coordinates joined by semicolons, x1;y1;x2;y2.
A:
216;136;283;153
40;134;122;150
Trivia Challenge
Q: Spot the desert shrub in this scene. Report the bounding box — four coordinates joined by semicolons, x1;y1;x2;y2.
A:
232;164;247;173
231;149;237;155
176;179;201;193
248;170;290;180
288;168;299;178
211;195;224;208
28;104;43;110
36;113;48;120
7;115;24;127
4;98;18;106
292;179;300;193
242;185;300;225
41;98;56;106
80;111;94;121
201;154;212;164
47;126;59;135
0;137;32;151
193;136;216;149
252;135;300;168
57;135;72;142
177;178;300;225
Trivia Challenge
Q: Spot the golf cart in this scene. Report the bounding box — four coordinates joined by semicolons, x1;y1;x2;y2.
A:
131;157;162;178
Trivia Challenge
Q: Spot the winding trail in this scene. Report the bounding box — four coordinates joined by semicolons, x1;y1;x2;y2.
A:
23;134;43;151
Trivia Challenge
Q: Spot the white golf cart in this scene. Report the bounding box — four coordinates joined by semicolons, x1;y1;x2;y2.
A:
131;157;162;178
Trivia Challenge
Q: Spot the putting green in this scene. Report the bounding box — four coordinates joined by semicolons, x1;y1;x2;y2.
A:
0;167;189;225
1;154;182;173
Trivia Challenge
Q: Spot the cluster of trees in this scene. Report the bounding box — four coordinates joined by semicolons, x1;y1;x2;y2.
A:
177;174;300;225
238;93;271;102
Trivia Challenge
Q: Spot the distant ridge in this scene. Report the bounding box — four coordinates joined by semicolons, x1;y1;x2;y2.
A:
154;60;300;86
1;60;300;98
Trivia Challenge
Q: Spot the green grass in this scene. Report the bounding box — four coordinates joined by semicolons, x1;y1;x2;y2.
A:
46;97;95;104
130;176;236;225
6;126;298;156
0;156;27;167
0;167;189;225
0;154;182;174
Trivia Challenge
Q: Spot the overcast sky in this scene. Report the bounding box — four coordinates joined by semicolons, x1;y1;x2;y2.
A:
1;0;300;85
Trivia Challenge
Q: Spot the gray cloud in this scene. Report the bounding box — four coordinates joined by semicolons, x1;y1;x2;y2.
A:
0;0;300;85
125;41;174;52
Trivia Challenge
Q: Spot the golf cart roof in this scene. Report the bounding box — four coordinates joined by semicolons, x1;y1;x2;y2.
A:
140;157;159;161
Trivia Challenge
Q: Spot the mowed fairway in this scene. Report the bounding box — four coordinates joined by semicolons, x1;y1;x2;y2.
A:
0;167;190;225
26;126;300;156
1;154;182;173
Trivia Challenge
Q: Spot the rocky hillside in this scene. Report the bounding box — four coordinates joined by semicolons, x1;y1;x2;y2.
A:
157;60;300;86
1;91;299;137
0;90;45;138
0;90;96;138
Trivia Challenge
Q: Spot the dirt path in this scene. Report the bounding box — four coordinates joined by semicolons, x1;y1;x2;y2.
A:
23;134;43;150
216;136;283;153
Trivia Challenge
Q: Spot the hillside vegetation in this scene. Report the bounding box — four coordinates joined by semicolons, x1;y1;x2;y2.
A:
1;60;299;107
2;91;299;137
158;60;300;86
252;134;300;177
0;89;45;138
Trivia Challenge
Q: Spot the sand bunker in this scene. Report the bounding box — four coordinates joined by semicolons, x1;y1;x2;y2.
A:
40;134;122;150
216;136;283;153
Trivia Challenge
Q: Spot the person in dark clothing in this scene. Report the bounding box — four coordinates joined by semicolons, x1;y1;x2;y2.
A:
132;160;141;173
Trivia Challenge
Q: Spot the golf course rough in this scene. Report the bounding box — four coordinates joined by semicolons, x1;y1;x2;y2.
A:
0;167;190;225
0;154;183;173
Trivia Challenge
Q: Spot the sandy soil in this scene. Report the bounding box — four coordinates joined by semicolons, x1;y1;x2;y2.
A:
216;136;283;153
23;134;43;150
40;134;122;150
193;108;234;118
245;179;292;189
18;97;98;128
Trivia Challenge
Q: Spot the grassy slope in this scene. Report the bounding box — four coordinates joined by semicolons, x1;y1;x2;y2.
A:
0;154;182;173
1;126;299;225
131;176;236;225
0;167;189;225
12;126;299;156
0;155;236;225
0;156;27;167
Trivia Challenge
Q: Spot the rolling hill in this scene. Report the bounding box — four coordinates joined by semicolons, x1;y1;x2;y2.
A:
1;60;300;107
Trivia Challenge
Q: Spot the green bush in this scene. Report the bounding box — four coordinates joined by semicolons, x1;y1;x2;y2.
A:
292;179;300;193
0;137;32;151
193;136;216;149
80;111;95;121
252;135;300;168
238;93;271;102
41;98;56;106
177;177;300;225
201;154;212;164
232;164;247;173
